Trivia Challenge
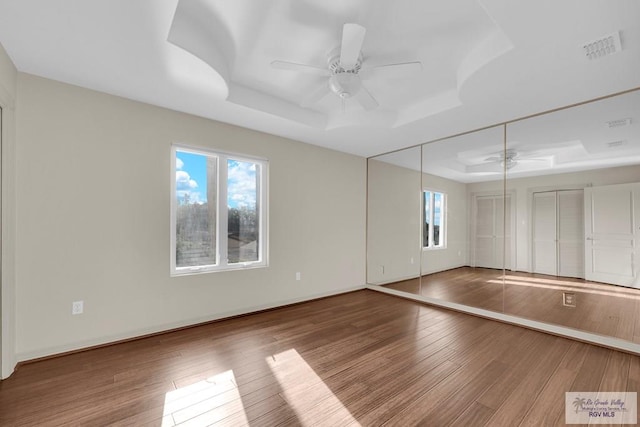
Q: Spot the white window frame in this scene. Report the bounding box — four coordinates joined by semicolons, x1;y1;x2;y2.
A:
170;144;268;276
423;189;446;250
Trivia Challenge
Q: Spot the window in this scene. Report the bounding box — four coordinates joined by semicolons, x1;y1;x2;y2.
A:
171;145;268;275
423;190;445;249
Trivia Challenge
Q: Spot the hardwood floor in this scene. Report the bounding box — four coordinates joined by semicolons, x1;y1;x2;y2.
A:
1;289;638;426
385;266;640;343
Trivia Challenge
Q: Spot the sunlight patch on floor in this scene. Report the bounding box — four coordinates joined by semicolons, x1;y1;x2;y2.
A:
490;277;640;300
162;369;249;426
503;274;635;291
267;348;361;426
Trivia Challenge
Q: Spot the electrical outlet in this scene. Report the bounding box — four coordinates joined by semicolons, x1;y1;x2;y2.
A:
295;272;301;281
563;292;576;308
72;300;84;315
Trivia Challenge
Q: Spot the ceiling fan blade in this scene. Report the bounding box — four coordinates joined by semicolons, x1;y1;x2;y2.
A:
517;158;550;164
301;83;329;107
483;156;503;162
354;84;378;110
340;23;366;69
466;162;502;174
271;60;330;77
360;61;423;80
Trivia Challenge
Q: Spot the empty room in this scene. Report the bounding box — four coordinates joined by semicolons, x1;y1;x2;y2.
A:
0;1;639;425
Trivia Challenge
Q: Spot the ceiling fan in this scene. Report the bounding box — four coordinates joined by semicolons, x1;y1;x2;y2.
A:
466;149;550;173
271;23;423;111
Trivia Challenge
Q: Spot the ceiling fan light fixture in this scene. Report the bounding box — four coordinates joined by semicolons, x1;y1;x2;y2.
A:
329;72;362;98
501;158;518;169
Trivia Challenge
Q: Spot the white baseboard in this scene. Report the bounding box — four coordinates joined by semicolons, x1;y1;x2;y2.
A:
1;350;16;380
421;263;467;276
367;284;640;355
15;284;367;365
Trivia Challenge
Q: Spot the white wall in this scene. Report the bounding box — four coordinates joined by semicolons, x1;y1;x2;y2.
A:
468;165;640;272
0;41;17;378
14;73;366;361
367;158;421;284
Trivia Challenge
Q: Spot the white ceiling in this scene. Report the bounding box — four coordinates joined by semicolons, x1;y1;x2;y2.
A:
0;0;639;157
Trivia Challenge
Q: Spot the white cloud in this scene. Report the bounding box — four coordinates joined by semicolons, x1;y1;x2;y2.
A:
176;157;184;170
176;169;202;204
176;171;198;190
228;160;257;207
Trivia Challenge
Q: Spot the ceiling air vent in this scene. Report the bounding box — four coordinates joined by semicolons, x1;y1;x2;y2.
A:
606;118;631;128
584;31;622;60
606;140;627;148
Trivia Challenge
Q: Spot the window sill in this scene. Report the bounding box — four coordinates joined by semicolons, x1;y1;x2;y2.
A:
171;262;268;277
422;246;447;252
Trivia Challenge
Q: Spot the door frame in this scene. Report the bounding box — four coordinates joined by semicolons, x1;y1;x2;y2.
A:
0;75;16;379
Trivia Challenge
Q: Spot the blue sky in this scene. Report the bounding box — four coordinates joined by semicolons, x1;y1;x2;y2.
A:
433;192;442;224
425;191;442;224
176;151;257;208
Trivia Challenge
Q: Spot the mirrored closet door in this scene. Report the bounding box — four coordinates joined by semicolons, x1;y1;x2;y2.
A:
367;88;640;348
367;146;422;292
367;125;509;314
503;89;640;343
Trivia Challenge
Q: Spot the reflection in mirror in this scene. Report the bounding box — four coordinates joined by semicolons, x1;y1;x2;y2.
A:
367;89;640;348
503;89;640;343
367;146;422;290
417;125;507;312
371;126;509;313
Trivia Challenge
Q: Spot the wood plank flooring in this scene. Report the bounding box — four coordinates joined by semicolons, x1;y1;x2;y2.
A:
385;266;640;343
1;289;638;426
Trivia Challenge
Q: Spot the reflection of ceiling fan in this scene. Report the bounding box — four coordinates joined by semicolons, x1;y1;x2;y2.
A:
271;23;422;111
467;149;549;173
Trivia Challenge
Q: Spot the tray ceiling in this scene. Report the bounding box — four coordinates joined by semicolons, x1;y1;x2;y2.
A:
0;0;639;157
